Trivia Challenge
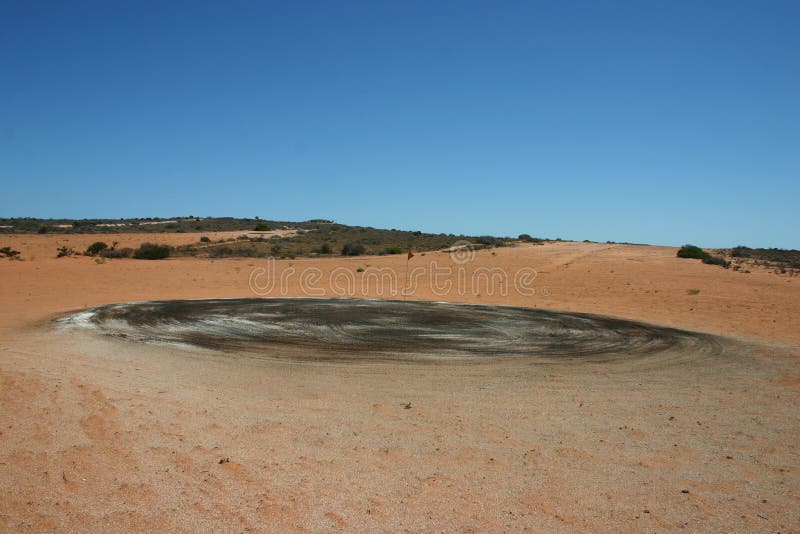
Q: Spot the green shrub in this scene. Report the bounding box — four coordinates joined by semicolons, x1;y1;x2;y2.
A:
254;223;272;231
0;247;20;258
383;246;402;255
38;226;49;234
199;236;210;243
317;243;332;254
56;246;73;258
85;241;109;256
133;243;171;260
341;242;366;256
100;247;133;258
702;255;730;268
677;244;711;260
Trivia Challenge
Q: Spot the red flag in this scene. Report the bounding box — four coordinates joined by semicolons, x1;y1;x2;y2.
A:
407;251;414;260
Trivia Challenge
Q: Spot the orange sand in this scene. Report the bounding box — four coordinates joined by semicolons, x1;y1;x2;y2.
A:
1;234;798;531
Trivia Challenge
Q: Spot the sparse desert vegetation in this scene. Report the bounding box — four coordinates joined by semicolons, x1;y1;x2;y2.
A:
341;242;366;256
677;244;730;269
701;255;730;268
0;246;21;259
674;244;800;275
178;224;530;259
100;247;134;259
133;243;172;260
726;245;800;274
0;218;549;261
0;216;290;235
85;241;109;256
677;244;711;260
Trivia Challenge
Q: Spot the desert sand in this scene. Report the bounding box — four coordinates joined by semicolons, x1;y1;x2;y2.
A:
1;234;798;532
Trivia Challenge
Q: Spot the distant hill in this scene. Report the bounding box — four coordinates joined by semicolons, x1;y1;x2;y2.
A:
0;216;537;259
0;216;302;234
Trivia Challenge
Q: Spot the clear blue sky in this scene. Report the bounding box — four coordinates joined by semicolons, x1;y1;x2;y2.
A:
2;1;798;248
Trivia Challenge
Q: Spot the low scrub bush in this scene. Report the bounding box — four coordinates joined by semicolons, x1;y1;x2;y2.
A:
702;255;730;268
100;247;133;258
0;246;20;258
85;241;109;256
341;242;366;256
56;246;73;258
519;234;544;243
207;246;261;258
728;246;800;269
199;236;210;243
208;246;234;258
133;243;171;260
731;246;750;258
677;244;711;260
254;223;272;231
